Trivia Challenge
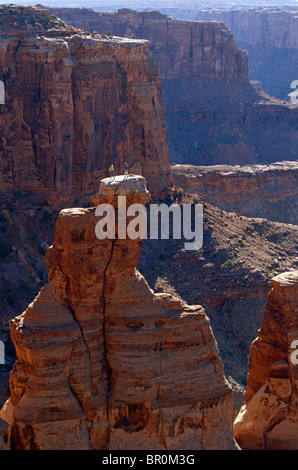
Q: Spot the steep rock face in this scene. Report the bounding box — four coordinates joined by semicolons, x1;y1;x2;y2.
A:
196;7;298;49
196;7;298;99
0;176;237;450
50;7;298;166
163;80;298;166
234;271;298;450
50;8;249;82
0;6;171;201
171;161;298;225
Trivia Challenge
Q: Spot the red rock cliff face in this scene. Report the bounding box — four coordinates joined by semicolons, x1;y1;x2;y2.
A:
172;161;298;225
195;7;298;99
0;176;237;450
234;271;298;450
0;6;171;201
51;8;249;82
50;7;298;166
196;7;298;50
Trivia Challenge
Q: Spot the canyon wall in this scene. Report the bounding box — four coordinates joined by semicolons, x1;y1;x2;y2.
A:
171;161;298;225
195;7;298;99
50;7;298;166
0;6;171;202
0;176;237;450
196;7;298;49
50;8;249;82
234;271;298;450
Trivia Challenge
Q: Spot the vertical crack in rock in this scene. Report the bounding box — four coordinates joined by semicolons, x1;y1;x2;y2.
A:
263;415;287;450
54;263;93;414
102;238;116;445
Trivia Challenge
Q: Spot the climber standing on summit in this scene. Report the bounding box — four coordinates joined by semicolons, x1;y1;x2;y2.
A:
109;165;115;180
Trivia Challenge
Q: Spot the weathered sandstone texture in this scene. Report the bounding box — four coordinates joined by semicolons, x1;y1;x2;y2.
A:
171;161;298;225
234;271;298;450
50;7;298;166
196;7;298;99
0;176;237;450
0;6;171;201
50;8;248;82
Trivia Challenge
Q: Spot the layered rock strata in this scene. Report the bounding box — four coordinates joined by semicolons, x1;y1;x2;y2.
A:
0;5;171;201
50;7;248;82
50;7;298;166
234;271;298;450
171;161;298;224
195;7;298;99
196;7;298;50
0;176;236;450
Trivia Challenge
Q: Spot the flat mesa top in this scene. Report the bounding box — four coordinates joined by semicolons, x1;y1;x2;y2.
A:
272;270;298;288
91;174;151;206
100;174;148;193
